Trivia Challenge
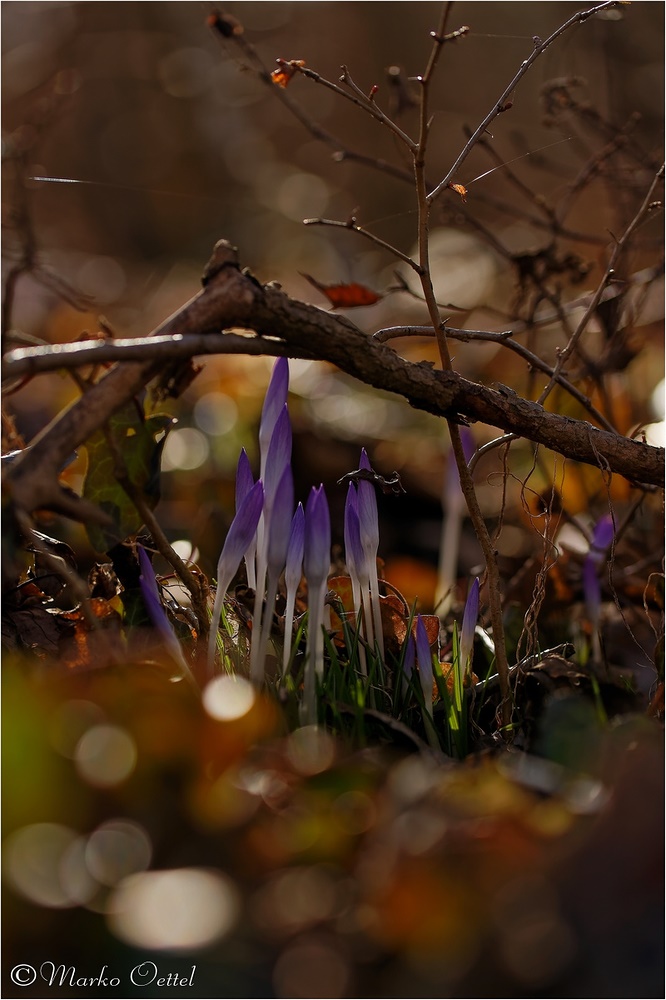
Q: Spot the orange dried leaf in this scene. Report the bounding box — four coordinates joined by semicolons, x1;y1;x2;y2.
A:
448;182;468;203
271;59;305;88
300;273;383;309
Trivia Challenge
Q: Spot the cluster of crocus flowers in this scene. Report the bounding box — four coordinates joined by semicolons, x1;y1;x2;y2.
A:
206;359;336;722
147;355;486;746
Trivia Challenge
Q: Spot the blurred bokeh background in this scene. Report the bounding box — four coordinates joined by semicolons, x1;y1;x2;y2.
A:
3;1;663;599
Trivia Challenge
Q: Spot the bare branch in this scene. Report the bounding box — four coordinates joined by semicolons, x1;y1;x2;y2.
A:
428;1;630;205
373;324;618;434
537;163;664;406
303;217;421;272
3;240;662;528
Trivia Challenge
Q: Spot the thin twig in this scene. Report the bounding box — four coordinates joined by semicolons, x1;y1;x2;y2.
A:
428;1;630;205
208;12;418;187
537;163;664;407
338;65;417;151
303;217;421;272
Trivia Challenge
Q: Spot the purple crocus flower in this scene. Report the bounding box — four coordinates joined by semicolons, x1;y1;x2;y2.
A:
235;448;254;510
267;467;295;576
344;484;370;676
259;358;289;480
459;577;479;675
208;479;264;674
138;547;197;690
304;485;331;589
264;405;293;507
252;403;293;664
444;426;476;506
415;614;434;712
302;485;331;725
283;503;305;673
285;503;305;603
344;483;360;577
582;514;615;626
251;467;294;684
357;448;379;555
235;448;257;590
356;448;384;661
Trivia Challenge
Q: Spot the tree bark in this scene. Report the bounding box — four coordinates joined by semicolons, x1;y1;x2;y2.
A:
3;240;663;521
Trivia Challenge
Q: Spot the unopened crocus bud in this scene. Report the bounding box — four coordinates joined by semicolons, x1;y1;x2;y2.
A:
416;614;434;711
267;466;294;577
304;485;331;588
139;547;197;689
259;358;289;479
235;448;257;589
357;447;379;554
286;503;305;595
459;577;479;674
264;404;292;507
357;448;384;660
344;485;366;580
208;479;264;673
235;448;254;510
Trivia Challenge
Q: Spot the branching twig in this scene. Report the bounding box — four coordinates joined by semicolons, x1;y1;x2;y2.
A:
428;1;630;205
303;217;421;272
537;163;664;407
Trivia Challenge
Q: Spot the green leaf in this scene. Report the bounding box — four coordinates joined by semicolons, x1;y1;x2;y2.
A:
83;401;173;553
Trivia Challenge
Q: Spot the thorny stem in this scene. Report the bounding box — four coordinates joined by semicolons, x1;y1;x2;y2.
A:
339;65;417;151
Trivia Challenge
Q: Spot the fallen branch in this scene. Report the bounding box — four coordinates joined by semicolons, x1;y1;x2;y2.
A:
3;241;663;524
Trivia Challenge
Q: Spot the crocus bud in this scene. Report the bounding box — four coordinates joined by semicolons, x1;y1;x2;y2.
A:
304;485;331;588
357;448;379;555
139;547;197;688
264;404;292;507
267;466;294;577
208;480;264;672
459;577;479;673
259;358;289;479
285;503;305;595
416;614;434;710
235;448;254;510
